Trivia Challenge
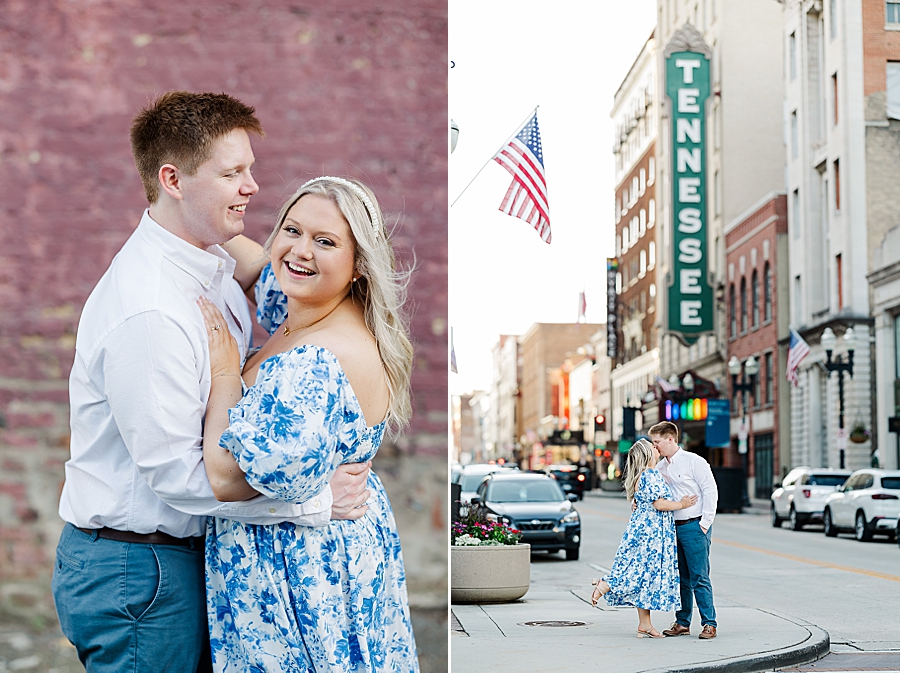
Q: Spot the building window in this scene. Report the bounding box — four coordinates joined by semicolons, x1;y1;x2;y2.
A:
640;168;646;193
649;241;656;268
640;250;647;277
751;270;760;328
754;359;762;407
832;73;839;125
714;170;722;216
639;209;646;235
730;284;736;337
765;351;774;404
888;1;900;23
622;226;629;253
790;111;798;158
888;62;900;120
792;189;800;240
764;262;772;322
836;253;843;310
830;0;837;38
790;32;797;80
740;277;748;333
648;157;655;185
834;159;841;210
648;199;656;226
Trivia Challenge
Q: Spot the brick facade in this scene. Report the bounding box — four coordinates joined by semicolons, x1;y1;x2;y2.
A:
725;195;788;495
0;1;447;617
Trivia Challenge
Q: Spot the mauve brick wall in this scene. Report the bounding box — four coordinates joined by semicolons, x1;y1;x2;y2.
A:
0;0;447;615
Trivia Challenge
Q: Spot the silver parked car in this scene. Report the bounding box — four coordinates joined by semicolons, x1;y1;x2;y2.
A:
822;469;900;541
771;467;851;531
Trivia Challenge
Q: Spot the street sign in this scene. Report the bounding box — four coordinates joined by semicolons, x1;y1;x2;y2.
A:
737;421;748;454
705;398;730;448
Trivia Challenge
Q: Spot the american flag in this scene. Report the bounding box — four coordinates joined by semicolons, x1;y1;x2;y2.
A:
493;112;551;243
785;328;810;386
656;376;679;394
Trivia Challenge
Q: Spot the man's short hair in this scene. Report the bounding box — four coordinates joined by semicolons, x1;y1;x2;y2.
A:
130;91;264;203
649;421;679;442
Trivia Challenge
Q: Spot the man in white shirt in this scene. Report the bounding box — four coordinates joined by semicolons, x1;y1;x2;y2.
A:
52;92;370;673
650;421;719;640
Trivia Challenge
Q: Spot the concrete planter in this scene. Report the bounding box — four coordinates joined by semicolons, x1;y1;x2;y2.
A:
450;543;531;604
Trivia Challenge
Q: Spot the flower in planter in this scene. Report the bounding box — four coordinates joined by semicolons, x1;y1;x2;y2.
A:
849;423;870;443
452;503;522;546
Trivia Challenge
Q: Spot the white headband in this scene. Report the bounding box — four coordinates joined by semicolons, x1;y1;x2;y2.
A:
300;176;381;239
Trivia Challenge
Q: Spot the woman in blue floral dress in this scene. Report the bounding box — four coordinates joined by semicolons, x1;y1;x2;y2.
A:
197;176;418;672
590;439;697;638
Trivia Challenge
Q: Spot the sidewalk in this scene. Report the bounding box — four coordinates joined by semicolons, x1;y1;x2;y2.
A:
452;583;828;673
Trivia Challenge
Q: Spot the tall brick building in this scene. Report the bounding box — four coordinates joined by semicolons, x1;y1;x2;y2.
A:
0;0;448;627
725;194;790;496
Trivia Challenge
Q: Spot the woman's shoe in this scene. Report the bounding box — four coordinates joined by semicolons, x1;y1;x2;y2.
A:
589;579;609;606
636;627;664;639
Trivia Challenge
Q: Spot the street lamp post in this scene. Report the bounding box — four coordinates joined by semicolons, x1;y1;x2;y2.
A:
728;355;759;507
820;327;856;469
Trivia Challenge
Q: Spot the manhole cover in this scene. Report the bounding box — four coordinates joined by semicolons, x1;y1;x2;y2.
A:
518;620;589;627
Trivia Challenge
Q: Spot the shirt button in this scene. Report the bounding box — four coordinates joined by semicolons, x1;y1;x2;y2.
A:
269;507;276;513
313;500;321;508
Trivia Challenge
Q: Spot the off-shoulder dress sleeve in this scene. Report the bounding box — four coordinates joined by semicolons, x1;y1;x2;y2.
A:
218;346;365;503
634;469;671;504
253;262;288;337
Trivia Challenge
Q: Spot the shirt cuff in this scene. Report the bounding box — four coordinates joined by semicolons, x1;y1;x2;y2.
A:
289;484;333;527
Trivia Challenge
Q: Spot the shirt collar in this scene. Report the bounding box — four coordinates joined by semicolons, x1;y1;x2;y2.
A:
136;210;236;289
666;446;684;465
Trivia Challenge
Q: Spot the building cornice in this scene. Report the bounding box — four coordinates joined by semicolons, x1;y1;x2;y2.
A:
663;23;712;59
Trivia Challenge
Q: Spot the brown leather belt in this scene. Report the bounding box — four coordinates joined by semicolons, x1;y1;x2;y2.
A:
675;516;702;526
78;527;202;548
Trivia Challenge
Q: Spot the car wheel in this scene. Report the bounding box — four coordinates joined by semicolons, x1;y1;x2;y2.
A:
855;511;873;542
565;547;580;561
789;506;803;531
771;503;784;528
823;508;837;537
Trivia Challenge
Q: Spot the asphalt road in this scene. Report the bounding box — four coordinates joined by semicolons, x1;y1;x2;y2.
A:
559;492;900;652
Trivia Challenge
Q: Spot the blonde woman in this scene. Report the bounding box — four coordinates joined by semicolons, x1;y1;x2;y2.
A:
590;439;698;638
197;177;418;671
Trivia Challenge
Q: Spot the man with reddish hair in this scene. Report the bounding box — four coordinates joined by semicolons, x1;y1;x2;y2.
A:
649;420;719;640
52;91;370;672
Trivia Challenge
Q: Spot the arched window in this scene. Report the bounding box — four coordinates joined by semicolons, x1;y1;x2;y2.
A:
764;263;772;322
729;284;736;337
751;270;759;328
740;277;747;333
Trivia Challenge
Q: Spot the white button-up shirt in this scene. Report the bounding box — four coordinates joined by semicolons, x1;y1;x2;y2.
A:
656;447;718;530
59;211;331;537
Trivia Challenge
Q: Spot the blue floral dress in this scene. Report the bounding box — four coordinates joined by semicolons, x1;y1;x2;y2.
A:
602;469;680;612
204;264;419;673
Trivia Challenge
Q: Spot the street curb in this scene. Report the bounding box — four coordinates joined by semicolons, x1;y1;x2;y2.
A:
640;619;829;673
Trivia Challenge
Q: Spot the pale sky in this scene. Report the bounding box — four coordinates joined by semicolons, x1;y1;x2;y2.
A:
449;1;658;394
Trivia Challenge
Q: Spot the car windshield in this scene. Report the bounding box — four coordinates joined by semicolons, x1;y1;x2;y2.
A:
808;474;848;486
488;480;565;503
459;472;494;491
882;477;900;490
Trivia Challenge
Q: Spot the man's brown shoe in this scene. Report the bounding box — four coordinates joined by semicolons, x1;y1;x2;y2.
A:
662;623;690;637
699;625;717;639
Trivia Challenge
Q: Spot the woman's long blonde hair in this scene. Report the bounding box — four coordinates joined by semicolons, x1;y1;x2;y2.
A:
265;177;414;436
623;439;656;502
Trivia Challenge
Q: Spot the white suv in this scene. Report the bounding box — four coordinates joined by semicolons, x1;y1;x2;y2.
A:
771;467;851;531
822;469;900;541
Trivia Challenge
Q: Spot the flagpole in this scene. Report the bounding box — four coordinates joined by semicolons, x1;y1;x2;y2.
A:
450;106;539;208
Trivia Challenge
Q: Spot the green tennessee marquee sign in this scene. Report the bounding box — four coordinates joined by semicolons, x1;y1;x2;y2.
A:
665;25;713;342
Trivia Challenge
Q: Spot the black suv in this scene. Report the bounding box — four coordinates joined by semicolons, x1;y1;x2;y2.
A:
546;464;589;500
473;472;581;560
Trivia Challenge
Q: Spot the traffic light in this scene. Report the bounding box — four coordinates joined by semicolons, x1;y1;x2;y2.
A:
594;413;606;432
